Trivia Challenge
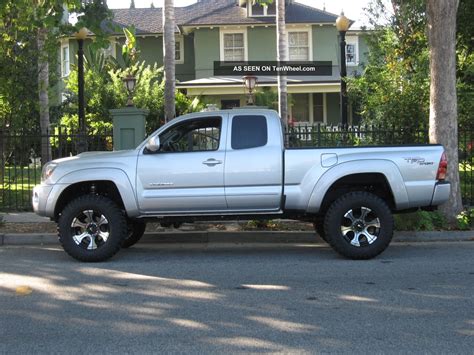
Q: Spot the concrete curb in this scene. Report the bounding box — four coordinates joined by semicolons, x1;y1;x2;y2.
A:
1;230;473;246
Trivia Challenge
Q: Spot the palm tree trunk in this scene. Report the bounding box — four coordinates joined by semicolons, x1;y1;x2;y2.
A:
276;0;288;130
163;0;176;123
427;0;462;224
37;27;52;164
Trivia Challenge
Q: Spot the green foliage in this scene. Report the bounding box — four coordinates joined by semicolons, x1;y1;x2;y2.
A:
349;0;473;129
0;0;111;130
347;0;429;128
456;208;474;230
62;61;204;132
255;88;278;110
394;211;446;231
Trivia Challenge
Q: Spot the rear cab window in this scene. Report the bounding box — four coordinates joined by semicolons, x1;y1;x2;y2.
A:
231;115;268;150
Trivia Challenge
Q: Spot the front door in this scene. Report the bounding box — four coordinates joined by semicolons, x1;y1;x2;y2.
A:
136;115;227;214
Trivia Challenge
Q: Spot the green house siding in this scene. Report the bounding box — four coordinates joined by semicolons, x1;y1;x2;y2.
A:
194;28;220;79
248;27;276;61
178;34;196;82
312;25;337;63
139;37;163;67
326;93;340;125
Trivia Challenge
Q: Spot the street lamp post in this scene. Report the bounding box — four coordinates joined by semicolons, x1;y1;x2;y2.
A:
123;74;137;107
243;75;258;106
336;12;350;127
75;27;88;153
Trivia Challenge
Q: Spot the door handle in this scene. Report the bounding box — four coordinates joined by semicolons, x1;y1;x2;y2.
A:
202;158;222;166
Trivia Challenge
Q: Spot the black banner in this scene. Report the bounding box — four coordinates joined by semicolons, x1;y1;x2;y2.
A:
213;61;333;76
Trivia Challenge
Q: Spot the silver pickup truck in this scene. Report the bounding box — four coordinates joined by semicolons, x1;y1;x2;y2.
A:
33;109;450;261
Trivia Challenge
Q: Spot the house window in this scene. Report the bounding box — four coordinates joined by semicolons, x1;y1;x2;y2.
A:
288;31;310;61
313;93;324;123
250;2;276;16
346;36;358;65
221;99;240;109
291;94;310;123
175;36;184;64
61;44;70;77
221;30;247;62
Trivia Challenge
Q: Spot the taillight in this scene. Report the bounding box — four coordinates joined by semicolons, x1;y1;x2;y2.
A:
437;152;448;181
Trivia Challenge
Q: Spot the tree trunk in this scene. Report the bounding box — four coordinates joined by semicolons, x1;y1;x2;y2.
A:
163;0;176;123
37;27;52;164
276;0;288;130
427;0;462;224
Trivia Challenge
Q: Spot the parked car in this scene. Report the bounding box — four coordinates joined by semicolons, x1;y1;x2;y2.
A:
33;109;450;261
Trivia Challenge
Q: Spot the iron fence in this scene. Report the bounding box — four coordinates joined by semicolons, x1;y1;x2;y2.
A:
1;124;473;211
1;126;113;211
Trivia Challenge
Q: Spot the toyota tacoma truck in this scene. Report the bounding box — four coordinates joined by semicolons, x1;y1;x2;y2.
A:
32;109;450;262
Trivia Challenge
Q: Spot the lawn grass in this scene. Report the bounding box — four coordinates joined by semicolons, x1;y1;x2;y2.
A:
1;166;41;211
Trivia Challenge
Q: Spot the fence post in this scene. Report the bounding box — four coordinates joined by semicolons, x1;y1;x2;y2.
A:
110;107;148;151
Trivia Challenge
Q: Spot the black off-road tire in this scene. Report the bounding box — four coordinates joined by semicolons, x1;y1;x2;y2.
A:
122;221;146;248
313;217;328;242
324;191;394;260
58;195;127;262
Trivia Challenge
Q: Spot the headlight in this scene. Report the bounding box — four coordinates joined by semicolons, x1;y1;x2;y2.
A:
41;163;58;182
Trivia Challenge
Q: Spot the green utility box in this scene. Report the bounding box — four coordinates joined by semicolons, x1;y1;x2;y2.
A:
110;107;148;151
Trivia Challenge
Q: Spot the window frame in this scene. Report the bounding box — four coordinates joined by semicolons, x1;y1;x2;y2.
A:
220;28;248;62
249;2;276;17
287;28;313;61
60;41;70;78
175;35;185;64
345;35;359;66
151;117;223;154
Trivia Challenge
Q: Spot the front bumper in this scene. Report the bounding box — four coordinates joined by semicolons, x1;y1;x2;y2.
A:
32;184;54;217
431;181;451;206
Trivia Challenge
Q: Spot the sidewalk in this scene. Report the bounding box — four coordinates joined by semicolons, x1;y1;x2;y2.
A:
1;212;474;246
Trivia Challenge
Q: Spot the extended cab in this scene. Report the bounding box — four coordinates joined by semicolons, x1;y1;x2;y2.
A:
33;109;450;261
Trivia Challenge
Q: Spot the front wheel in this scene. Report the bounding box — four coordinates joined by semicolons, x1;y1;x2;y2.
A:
313;216;328;243
58;195;127;262
324;191;394;260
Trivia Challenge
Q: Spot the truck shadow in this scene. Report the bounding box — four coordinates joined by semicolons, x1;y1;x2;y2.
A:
0;243;472;353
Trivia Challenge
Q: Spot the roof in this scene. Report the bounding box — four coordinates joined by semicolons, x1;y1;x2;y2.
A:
106;0;340;35
176;75;341;88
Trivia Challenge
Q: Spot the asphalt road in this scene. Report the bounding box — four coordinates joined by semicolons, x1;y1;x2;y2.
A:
1;242;473;354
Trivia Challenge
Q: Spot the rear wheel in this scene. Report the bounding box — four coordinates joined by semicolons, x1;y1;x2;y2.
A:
58;195;127;262
324;191;393;260
122;221;146;248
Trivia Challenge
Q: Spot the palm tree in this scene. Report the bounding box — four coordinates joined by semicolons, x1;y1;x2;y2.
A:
276;0;288;129
163;0;176;122
256;0;288;128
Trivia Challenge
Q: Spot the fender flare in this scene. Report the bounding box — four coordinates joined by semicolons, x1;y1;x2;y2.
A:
47;168;139;218
306;159;409;213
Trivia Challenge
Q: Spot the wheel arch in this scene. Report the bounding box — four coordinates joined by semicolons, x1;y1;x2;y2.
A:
50;168;139;220
307;160;409;214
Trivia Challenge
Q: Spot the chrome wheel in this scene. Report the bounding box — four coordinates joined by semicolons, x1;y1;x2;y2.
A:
71;209;110;250
340;206;381;247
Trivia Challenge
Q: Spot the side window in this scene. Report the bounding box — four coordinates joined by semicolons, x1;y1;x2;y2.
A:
159;117;221;153
231;115;267;150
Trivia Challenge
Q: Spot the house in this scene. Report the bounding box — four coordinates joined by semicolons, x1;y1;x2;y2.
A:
59;0;368;124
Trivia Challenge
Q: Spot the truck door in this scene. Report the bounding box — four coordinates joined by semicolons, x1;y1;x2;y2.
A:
224;113;283;211
136;115;228;213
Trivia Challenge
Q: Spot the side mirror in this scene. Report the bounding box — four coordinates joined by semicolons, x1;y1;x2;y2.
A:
146;136;160;152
